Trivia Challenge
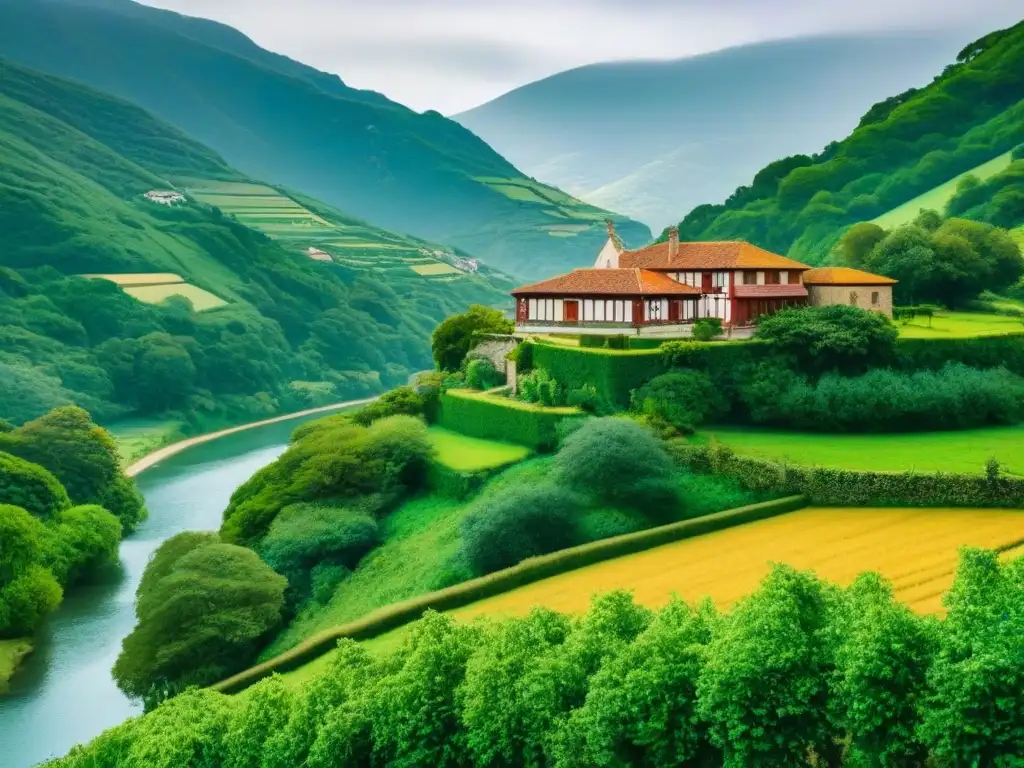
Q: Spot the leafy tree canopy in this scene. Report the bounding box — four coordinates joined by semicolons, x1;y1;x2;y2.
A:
431;304;512;372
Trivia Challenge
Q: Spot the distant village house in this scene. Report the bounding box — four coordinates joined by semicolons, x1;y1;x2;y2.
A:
144;190;186;206
512;222;896;337
306;247;334;263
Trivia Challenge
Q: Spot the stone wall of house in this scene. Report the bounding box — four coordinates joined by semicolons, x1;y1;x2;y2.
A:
808;285;893;318
467;335;519;384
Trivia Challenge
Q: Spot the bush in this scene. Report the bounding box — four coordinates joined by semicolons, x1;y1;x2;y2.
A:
465;358;502;390
431;305;512;372
631;371;728;435
460;485;581;575
114;536;287;710
46;505;122;587
260;503;380;602
437;390;583;451
351;387;424;426
740;362;1024;432
894;332;1024;376
0;504;63;637
531;343;666;407
555;418;680;516
691;317;723;342
0;451;70;519
518;368;565;406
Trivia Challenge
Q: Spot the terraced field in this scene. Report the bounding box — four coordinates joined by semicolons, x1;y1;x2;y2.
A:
180;179;469;281
82;274;227;311
428;427;531;472
474;176;620;238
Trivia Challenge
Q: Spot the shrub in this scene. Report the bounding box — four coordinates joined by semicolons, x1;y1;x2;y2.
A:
555;417;679;516
691;317;723;342
431;305;512;372
630;371;728;435
260;503;380;602
351;387;424;426
460;484;581;575
580;335;607;348
755;304;899;375
46;505;122;587
114;537;287;710
437;390;583;451
566;384;613;415
465;358;502;390
0;564;63;638
518;368;565;406
0;451;70;519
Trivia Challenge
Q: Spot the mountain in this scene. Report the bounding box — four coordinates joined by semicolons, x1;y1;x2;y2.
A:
0;56;512;428
0;0;650;278
650;21;1024;263
454;33;985;230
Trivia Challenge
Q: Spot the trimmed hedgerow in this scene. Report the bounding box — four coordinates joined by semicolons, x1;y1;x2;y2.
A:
894;333;1024;375
436;390;584;451
670;441;1024;508
211;494;807;694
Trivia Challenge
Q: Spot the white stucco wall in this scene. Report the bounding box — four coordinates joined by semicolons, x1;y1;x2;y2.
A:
593;238;621;269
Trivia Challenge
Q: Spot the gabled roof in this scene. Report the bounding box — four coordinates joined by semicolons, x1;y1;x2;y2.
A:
619;240;810;271
802;267;897;286
512;268;701;297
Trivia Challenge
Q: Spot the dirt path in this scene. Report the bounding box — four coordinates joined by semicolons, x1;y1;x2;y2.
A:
123;398;376;477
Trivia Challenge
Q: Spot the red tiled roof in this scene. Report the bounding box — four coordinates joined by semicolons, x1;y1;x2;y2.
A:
802;267;897;286
619;240;810;271
734;284;809;299
512;268;701;297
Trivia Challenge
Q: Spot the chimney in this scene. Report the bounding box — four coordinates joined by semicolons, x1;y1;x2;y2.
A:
668;226;679;260
605;219;617;240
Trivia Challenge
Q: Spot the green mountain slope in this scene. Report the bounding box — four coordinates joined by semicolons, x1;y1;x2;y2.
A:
454;33;971;230
667;21;1024;263
0;0;650;278
0;57;511;427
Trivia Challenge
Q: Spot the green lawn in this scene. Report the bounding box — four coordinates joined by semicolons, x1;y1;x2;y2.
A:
428;427;532;472
897;311;1023;338
109;417;186;464
872;152;1013;229
700;425;1024;476
0;638;33;694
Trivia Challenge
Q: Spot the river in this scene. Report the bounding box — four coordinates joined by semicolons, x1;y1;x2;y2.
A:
0;412;333;768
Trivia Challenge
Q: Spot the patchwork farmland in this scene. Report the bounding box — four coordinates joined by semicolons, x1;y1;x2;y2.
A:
180;179;478;282
81;273;226;310
474;176;624;239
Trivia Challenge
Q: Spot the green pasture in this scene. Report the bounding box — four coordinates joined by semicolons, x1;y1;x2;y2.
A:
897;310;1022;338
410;262;460;276
699;425;1024;476
486;183;551;204
124;283;227;311
428;426;531;472
109;417;186;464
873;151;1013;229
177;180;280;196
192;194;304;208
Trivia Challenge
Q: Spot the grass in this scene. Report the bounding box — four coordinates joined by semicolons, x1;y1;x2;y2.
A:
409;262;460;276
124;283;227;311
872;152;1014;229
0;638;33;694
897;310;1023;338
109;417;186;464
81;273;184;286
698;425;1024;475
427;426;531;472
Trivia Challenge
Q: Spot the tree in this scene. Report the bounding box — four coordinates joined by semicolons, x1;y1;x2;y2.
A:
114;536;287;710
431;305;512;372
0;504;63;637
0;451;70;519
350;386;424;426
223;676;297;768
631;371;727;435
691;317;723;342
755;304;899;376
838;222;886;267
867;226;938;306
46;505;122;587
134;334;197;412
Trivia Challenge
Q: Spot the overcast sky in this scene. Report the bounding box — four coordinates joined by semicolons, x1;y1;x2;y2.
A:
140;0;1021;114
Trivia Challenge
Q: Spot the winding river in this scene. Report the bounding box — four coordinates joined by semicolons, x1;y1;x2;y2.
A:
0;410;341;768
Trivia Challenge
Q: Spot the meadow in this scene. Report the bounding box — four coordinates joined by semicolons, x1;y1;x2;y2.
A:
109;417;186;464
896;310;1022;338
123;283;227;310
871;151;1013;229
699;425;1024;475
427;426;531;472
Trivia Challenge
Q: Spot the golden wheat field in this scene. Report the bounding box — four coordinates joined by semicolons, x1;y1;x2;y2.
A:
451;507;1024;621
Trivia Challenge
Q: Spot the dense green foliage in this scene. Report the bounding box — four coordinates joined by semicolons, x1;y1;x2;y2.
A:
631;371;727;435
0;407;145;531
947;157;1024;229
0;2;649;279
430;305;512;372
53;550;1024;767
113;533;287;710
437;390;584;450
741;362;1024;432
349;387;426;428
857;215;1023;306
670;22;1024;261
0;450;70;519
673;440;1024;508
0;57;511;431
222;415;432;545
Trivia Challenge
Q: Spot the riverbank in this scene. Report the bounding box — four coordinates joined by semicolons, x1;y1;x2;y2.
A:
123;398;375;478
0;640;33;695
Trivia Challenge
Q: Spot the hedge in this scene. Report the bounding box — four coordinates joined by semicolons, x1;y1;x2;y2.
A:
895;333;1024;376
211;494;807;694
529;340;772;406
671;441;1024;508
425;460;514;501
436;389;585;451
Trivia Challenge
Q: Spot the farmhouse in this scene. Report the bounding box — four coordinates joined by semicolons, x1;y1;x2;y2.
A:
144;190;186;206
512;222;896;336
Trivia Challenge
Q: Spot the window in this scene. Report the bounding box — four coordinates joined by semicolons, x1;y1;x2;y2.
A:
742;271;757;285
871;291;880;306
528;298;537;319
849;291;859;306
765;271;780;285
647;300;662;321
